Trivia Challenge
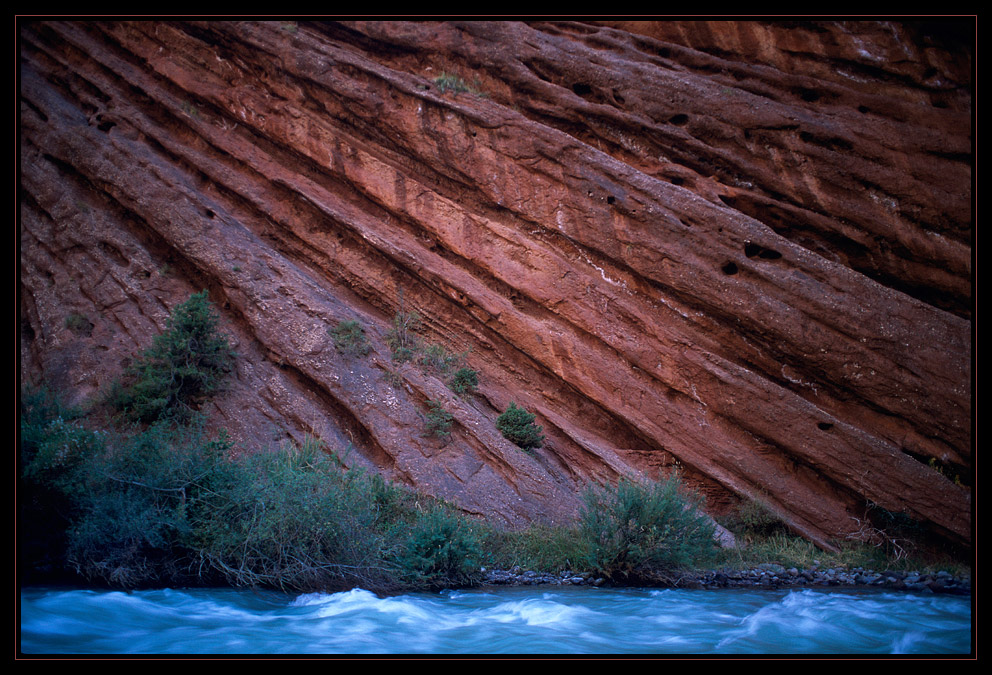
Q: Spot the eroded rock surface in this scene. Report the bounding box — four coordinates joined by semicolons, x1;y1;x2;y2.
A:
19;20;972;549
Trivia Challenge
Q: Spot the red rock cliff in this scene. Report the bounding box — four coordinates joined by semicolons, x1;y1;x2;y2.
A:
18;20;972;550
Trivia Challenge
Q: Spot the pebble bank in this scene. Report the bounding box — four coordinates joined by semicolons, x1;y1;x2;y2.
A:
481;565;971;595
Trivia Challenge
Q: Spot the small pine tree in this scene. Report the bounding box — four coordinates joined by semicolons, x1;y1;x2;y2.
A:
424;399;454;441
449;367;479;396
111;290;235;423
496;402;544;451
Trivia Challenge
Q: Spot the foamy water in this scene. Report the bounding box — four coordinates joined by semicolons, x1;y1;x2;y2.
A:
19;585;972;655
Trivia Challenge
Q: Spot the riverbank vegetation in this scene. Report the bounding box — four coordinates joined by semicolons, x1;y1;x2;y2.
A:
19;293;968;595
19;386;968;592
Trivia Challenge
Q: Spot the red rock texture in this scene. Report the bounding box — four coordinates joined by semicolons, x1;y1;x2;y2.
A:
18;20;972;550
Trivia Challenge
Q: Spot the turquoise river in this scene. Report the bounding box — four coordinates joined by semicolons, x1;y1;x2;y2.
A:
19;585;973;656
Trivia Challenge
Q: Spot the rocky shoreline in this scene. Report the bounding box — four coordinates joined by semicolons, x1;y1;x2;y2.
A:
481;565;972;595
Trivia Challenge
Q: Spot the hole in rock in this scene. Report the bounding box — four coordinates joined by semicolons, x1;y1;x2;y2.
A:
669;113;689;126
817;422;834;431
606;196;616;205
572;83;592;97
721;261;739;275
744;242;783;260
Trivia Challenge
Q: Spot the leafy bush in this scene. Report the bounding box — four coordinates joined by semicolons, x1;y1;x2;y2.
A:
194;436;481;592
579;474;717;582
110;290;235;423
21;382;489;593
496;402;544;450
423;399;454;441
449;367;479;397
329;319;371;356
394;506;482;589
19;387;105;578
59;419;231;586
192;435;408;592
20;387;100;496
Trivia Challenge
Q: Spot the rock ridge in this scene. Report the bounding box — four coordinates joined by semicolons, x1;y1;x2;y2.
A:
19;20;972;550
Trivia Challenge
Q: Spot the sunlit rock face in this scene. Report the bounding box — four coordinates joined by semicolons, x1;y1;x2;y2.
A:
19;20;971;550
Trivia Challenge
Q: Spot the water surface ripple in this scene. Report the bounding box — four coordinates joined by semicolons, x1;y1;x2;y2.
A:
19;586;972;655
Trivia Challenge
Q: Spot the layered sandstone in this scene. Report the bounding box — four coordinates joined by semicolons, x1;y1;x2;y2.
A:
19;20;972;550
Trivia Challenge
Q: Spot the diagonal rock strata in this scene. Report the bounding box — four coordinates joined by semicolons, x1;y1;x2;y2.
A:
19;19;972;549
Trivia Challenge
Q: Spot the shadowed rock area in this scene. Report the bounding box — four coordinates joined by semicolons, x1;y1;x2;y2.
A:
18;20;972;551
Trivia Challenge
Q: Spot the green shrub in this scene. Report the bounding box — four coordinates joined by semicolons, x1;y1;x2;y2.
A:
22;412;101;498
20;386;99;496
192;435;406;592
64;419;232;586
423;399;454;440
394;506;482;589
20;384;493;593
19;387;105;577
192;436;485;593
449;367;479;397
496;402;544;450
329;319;371;356
110;290;235;424
579;474;717;582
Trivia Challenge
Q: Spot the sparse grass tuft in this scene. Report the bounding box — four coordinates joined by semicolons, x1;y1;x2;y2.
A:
386;307;422;364
64;313;92;336
434;72;472;94
329;319;372;357
419;343;460;376
480;524;589;574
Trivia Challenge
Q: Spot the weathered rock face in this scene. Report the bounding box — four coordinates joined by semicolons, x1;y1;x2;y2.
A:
19;20;972;550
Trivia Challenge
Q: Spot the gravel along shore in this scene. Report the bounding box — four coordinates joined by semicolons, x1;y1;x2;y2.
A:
481;564;971;595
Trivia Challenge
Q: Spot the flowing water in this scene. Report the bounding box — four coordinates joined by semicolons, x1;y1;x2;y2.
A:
19;585;972;656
